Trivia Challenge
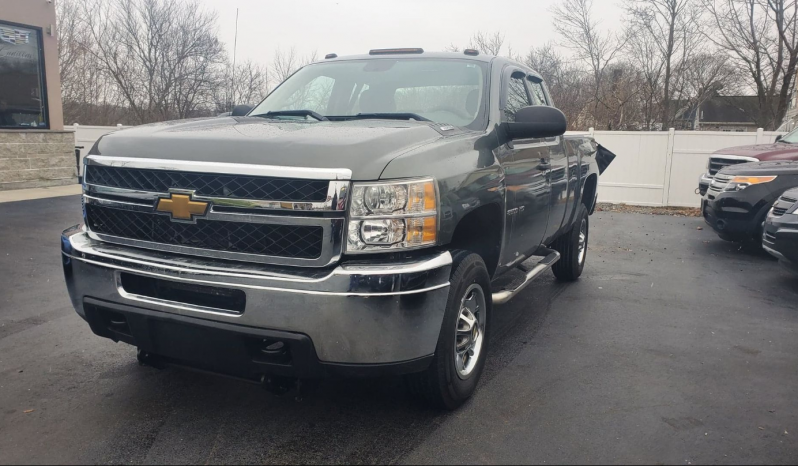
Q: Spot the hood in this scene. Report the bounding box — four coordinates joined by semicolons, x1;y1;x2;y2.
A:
94;116;445;180
782;187;798;201
719;160;798;176
714;142;798;161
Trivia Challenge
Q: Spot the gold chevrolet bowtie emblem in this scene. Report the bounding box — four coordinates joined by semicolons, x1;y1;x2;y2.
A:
156;193;209;221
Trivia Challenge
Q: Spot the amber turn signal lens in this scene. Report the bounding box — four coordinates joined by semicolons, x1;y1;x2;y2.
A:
422;216;437;243
730;176;777;185
406;216;437;246
423;181;436;211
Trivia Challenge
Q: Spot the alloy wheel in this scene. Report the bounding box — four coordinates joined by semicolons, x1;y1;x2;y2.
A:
577;218;588;264
454;283;487;379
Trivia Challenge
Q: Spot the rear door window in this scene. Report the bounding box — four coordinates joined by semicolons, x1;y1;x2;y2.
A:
503;71;531;122
527;78;548;106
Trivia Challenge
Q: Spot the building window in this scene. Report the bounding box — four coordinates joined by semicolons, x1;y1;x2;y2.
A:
0;21;48;129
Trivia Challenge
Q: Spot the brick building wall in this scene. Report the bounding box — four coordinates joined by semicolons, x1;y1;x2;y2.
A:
0;130;76;190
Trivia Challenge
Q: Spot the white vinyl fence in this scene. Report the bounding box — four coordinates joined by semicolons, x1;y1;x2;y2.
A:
569;128;783;207
70;124;783;208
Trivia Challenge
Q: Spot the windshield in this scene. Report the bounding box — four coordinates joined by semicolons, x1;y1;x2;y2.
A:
779;127;798;143
250;58;489;129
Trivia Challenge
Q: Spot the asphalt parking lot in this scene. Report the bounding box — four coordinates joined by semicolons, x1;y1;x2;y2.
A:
1;195;797;464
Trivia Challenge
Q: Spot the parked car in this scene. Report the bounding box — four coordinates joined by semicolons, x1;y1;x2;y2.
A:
763;187;798;275
703;161;798;242
697;129;798;196
60;49;614;409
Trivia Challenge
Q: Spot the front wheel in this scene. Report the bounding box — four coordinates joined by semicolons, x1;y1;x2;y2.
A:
405;250;492;410
552;205;589;281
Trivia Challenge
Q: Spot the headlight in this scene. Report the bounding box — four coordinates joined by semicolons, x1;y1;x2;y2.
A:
723;176;777;192
346;178;437;253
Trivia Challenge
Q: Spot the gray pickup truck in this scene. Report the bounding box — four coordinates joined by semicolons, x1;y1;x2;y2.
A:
61;49;611;409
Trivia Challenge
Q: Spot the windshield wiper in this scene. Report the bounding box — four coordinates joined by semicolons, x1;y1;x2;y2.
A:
254;110;328;121
328;113;432;122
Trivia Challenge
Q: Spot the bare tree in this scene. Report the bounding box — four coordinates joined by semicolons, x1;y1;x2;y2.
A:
625;0;699;127
524;44;591;129
214;61;270;113
671;52;741;128
56;0;82;100
271;47;318;87
57;0;125;124
700;0;798;129
79;0;226;124
551;0;628;129
467;31;506;56
598;62;647;129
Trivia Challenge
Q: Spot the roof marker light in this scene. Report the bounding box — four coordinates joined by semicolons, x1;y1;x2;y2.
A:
369;48;424;55
464;49;479;56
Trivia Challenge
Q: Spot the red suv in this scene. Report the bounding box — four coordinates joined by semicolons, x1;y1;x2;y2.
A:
698;130;798;196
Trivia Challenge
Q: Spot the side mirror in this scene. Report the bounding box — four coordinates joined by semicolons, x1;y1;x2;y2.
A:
776;135;783;142
504;106;567;140
231;104;253;117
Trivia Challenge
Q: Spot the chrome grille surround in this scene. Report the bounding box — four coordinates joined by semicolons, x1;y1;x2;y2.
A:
771;194;798;217
708;173;733;194
82;156;351;267
708;155;758;176
85;164;330;202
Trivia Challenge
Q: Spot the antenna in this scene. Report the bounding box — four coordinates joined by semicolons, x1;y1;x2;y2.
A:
231;8;239;112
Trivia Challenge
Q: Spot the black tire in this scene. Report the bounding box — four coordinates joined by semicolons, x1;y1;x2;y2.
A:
405;250;492;410
552;205;589;281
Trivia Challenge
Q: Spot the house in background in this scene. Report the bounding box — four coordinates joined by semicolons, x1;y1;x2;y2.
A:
777;76;798;132
0;0;75;191
673;95;759;132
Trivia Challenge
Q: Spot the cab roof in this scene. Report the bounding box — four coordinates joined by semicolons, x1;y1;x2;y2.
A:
322;50;496;64
319;50;539;78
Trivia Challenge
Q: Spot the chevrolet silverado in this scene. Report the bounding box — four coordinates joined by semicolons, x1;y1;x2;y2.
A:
61;49;612;409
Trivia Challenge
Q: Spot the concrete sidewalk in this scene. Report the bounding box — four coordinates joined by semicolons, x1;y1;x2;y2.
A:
0;184;82;204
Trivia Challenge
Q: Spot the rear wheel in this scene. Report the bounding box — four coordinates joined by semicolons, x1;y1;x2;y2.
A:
405;250;491;410
552;205;589;281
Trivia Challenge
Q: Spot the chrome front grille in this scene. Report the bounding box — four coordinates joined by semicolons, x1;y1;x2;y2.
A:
772;207;788;216
85;165;329;202
708;156;757;176
85;204;324;259
708;173;733;194
82;156;350;266
771;194;797;217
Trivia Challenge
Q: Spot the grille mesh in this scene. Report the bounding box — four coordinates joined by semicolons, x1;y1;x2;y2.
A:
709;158;753;176
86;205;323;259
772;195;797;217
86;165;329;202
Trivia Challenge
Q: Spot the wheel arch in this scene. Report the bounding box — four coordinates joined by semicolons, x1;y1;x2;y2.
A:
447;203;504;278
582;174;599;214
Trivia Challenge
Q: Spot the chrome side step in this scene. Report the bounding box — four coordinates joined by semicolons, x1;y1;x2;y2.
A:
491;250;561;305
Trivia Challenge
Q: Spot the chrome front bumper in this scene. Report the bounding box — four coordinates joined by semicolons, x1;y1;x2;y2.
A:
61;225;451;366
698;172;713;192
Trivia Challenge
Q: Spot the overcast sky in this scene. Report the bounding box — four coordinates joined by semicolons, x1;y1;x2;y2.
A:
200;0;625;68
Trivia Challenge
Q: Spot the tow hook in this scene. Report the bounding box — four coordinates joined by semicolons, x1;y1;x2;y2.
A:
136;349;166;369
260;376;316;401
260;375;298;396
